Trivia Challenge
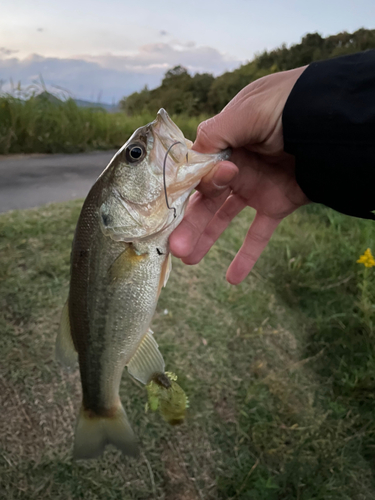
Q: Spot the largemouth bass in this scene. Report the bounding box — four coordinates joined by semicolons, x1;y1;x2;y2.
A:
56;109;229;459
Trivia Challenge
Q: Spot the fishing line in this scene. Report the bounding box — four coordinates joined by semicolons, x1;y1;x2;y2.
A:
162;141;188;219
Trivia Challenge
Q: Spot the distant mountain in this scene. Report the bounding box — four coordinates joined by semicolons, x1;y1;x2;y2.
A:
34;91;120;113
73;99;120;113
35;91;63;105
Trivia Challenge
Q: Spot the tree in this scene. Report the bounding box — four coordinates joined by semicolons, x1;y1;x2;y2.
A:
119;29;375;117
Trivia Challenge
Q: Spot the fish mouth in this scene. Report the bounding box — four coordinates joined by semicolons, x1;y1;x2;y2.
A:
148;109;192;176
151;108;231;204
152;109;193;151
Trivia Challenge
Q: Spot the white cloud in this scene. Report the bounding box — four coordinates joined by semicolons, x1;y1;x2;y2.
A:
0;41;241;103
83;42;239;75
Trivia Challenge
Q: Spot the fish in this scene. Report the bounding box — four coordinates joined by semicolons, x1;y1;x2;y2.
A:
55;108;230;459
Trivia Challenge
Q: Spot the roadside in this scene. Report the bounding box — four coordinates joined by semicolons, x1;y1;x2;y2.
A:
0;150;116;213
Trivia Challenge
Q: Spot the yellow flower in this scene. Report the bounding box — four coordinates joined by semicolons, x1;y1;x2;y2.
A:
357;248;375;268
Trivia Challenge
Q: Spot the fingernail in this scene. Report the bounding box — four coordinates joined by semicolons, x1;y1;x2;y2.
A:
212;166;236;188
212;182;228;190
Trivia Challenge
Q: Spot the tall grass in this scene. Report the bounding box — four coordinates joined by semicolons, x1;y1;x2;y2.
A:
0;90;206;154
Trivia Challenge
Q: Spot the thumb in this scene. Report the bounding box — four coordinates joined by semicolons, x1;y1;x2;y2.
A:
193;113;232;154
193;68;306;156
193;99;258;154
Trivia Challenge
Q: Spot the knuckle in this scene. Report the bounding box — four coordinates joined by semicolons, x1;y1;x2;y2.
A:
196;115;226;152
239;247;257;261
197;118;211;135
201;195;218;214
216;206;232;224
184;217;201;237
248;231;267;245
196;120;213;144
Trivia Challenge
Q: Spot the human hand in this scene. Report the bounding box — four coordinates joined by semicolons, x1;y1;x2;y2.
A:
169;67;310;284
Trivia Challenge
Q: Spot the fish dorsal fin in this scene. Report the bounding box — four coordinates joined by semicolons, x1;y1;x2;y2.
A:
55;299;77;369
127;330;165;384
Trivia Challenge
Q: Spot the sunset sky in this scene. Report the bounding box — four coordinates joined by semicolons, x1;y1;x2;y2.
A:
1;0;374;103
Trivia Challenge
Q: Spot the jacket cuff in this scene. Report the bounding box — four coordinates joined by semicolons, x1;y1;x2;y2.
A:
282;51;375;220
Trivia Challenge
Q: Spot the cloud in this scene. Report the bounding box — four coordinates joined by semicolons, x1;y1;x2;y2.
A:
0;55;156;103
83;41;240;77
0;47;18;57
0;41;241;103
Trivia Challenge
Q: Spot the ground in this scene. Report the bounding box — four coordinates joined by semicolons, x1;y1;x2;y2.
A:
1;201;375;499
0;151;115;213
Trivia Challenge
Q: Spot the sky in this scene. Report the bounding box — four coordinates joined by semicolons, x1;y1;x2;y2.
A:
0;0;374;103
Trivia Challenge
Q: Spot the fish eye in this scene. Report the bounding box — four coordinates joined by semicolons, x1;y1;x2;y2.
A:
125;143;146;164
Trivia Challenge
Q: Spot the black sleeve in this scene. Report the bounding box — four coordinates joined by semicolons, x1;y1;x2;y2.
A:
282;50;375;220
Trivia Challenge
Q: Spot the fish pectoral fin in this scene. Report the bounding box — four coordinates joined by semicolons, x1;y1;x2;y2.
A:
55;299;77;369
163;253;172;287
109;245;148;284
127;330;165;385
73;404;138;460
157;253;172;298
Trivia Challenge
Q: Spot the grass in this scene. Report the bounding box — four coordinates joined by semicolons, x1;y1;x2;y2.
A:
0;92;206;154
1;201;375;499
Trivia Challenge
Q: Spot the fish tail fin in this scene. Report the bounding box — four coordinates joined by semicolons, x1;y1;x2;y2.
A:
103;405;139;458
73;404;139;460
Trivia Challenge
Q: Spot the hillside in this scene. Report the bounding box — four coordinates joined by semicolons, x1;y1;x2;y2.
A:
74;99;120;113
121;28;375;116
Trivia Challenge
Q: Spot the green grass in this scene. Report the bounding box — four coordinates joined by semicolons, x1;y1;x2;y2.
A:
0;94;206;154
1;201;375;499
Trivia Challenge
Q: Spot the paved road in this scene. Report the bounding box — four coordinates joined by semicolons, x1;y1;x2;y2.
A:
0;150;117;213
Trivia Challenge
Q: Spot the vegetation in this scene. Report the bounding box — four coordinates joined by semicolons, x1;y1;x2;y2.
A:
121;66;214;117
1;201;375;499
1;29;375;155
121;28;375;116
0;90;203;155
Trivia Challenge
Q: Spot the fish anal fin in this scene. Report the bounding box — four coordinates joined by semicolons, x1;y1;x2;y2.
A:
73;404;138;460
127;330;165;385
55;299;77;369
109;245;148;284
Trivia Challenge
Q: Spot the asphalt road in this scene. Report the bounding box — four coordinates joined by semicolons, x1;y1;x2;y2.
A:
0;150;117;213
